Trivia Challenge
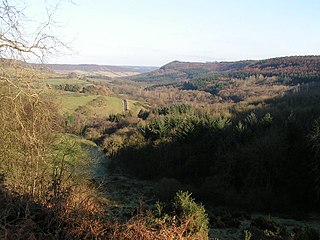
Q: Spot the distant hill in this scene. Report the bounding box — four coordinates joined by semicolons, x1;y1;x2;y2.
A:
128;55;320;103
41;64;158;78
130;56;320;84
160;60;255;72
161;56;320;73
242;55;320;73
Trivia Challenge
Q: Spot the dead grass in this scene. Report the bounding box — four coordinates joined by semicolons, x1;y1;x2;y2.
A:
0;183;210;240
0;183;112;240
111;212;208;240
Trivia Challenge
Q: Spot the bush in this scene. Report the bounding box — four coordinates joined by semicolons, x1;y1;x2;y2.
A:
102;134;126;157
112;191;210;240
83;127;101;140
173;191;209;238
138;109;150;120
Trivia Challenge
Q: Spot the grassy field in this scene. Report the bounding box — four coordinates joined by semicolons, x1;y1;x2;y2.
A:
81;96;124;116
51;91;142;117
86;77;114;84
43;74;145;118
52;93;98;113
127;99;145;115
44;77;115;85
44;77;91;85
52;133;100;183
53;70;140;78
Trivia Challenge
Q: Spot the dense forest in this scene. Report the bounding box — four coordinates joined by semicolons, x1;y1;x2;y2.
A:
91;56;320;239
123;56;320;108
92;89;320;213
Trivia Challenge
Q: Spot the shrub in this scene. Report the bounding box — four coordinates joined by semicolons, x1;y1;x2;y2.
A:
138;109;150;120
173;191;209;238
102;134;126;157
83;127;101;140
112;191;210;240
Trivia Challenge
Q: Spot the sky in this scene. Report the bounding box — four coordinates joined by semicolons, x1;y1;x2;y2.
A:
27;0;320;66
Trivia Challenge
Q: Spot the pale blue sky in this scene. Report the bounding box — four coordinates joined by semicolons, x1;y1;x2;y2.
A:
29;0;320;66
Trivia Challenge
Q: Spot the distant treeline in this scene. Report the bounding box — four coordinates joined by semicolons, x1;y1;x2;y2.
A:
130;56;320;106
54;83;111;95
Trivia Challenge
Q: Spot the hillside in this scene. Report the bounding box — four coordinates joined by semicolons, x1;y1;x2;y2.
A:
160;60;255;72
131;56;320;83
2;56;320;239
129;60;254;84
3;0;320;238
242;55;320;73
161;56;320;73
127;55;320;104
41;63;158;78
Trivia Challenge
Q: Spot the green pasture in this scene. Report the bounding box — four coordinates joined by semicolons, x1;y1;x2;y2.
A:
53;93;98;113
52;92;127;117
44;77;90;86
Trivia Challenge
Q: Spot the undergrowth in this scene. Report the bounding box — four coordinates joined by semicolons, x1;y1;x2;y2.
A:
0;186;210;240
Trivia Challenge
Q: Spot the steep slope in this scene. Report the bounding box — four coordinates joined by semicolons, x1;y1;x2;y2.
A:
131;56;320;84
128;55;320;104
130;60;255;83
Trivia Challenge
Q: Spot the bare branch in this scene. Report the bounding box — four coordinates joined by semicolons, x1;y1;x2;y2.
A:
0;0;70;63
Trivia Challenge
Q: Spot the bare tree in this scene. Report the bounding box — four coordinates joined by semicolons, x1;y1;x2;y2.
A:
0;0;71;202
0;0;68;61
